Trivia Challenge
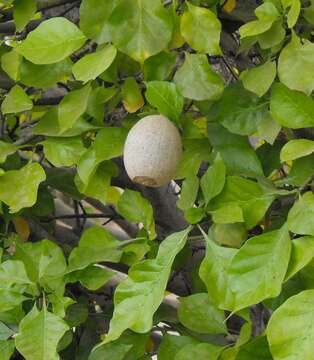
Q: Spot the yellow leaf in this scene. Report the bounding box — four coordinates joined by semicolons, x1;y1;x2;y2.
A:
223;0;237;13
12;217;30;241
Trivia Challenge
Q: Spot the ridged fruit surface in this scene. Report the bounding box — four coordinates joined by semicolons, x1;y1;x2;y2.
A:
123;115;182;187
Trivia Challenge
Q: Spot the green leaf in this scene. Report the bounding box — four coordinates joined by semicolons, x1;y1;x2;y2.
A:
0;339;15;360
207;122;264;178
143;51;177;81
16;17;86;64
200;154;226;206
287;192;314;236
104;227;191;343
178;293;226;334
20;59;72;89
225;225;291;312
256;111;281;145
89;332;148;360
210;83;266;136
267;289;314;360
285;236;314;281
13;240;67;286
174;53;224;101
0;289;27;312
66;265;116;291
42;137;86;167
72;45;117;83
175;343;223;360
0;141;17;163
210;176;273;229
109;0;173;63
175;138;211;179
240;61;276;97
285;154;314;186
211;223;247;248
199;230;237;307
117;189;156;239
210;203;244;224
283;0;301;28
15;304;69;360
77;127;127;185
34;109;98;137
1;85;32;114
68;226;122;272
177;175;199;210
0;163;46;213
57;84;91;134
0;322;14;340
257;20;286;49
278;34;314;94
158;334;198;360
1;50;22;81
13;0;36;32
145;81;184;125
79;0;117;44
121;77;144;113
270;83;314;129
180;2;221;55
236;336;272;360
75;161;117;203
239;2;280;38
0;260;32;286
280;139;314;162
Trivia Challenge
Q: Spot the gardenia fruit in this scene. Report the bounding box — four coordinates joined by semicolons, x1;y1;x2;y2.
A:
123;115;182;187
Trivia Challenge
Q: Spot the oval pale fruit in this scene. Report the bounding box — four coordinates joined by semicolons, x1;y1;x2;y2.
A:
123;115;182;187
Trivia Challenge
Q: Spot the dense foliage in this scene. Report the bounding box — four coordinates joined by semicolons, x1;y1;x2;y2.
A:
0;0;313;359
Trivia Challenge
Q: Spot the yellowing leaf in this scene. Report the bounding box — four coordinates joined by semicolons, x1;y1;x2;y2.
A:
121;77;144;113
223;0;237;14
12;217;30;241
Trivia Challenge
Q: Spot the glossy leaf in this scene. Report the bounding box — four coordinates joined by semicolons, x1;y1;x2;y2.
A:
104;227;191;342
42;137;86;167
267;290;314;360
79;0;117;44
177;175;199;211
175;343;222;360
117;189;156;239
287;192;314;236
15;305;69;360
0;141;17;163
240;61;276;97
16;17;86;64
13;0;36;32
280;139;314;162
68;226;122;272
174;53;224;101
181;2;221;55
199;230;237;307
209;83;265;136
0;163;46;213
278;34;314;94
145;81;184;125
57;84;91;134
72;45;117;83
239;3;280;38
200;154;226;205
225;225;291;311
109;0;173;63
285;236;314;281
1;85;32;114
270;83;314;129
178;293;226;334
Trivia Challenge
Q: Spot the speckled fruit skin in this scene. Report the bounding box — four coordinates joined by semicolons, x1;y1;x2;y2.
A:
123;115;182;187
